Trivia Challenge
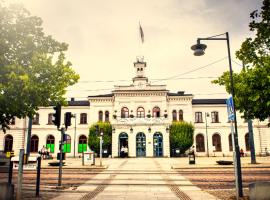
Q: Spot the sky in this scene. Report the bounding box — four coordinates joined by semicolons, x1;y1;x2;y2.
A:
7;0;262;100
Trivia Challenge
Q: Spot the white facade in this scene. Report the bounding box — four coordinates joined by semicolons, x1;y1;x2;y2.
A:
1;59;269;158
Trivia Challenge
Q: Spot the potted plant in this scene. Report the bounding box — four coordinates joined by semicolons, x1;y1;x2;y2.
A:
113;114;117;119
130;114;134;118
164;114;168;118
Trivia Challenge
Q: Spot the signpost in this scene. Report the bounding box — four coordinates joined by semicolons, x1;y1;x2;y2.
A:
226;96;242;199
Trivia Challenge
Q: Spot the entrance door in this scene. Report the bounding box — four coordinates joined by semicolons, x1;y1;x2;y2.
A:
153;133;163;157
136;133;146;157
119;133;128;157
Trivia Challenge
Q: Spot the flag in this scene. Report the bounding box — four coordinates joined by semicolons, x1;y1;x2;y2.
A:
139;23;144;43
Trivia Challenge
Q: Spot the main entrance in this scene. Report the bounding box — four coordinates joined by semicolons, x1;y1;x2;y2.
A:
153;133;163;157
119;132;128;157
136;132;146;157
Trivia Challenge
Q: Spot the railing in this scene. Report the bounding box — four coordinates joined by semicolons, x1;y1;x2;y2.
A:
111;116;169;125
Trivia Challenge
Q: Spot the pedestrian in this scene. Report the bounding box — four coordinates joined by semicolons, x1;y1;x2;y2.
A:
240;148;244;157
41;145;46;159
120;146;125;158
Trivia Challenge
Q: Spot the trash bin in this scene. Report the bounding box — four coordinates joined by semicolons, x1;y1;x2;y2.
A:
188;152;195;164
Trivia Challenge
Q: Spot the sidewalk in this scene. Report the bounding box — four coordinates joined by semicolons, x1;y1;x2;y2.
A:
171;156;270;169
40;156;270;169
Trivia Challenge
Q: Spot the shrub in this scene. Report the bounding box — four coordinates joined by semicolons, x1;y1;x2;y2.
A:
170;121;194;155
88;121;112;155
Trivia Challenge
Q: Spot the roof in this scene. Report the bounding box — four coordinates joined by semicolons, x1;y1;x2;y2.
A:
88;94;114;98
167;92;193;96
192;99;226;105
68;100;90;106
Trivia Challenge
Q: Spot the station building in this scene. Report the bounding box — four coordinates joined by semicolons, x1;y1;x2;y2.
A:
1;59;269;158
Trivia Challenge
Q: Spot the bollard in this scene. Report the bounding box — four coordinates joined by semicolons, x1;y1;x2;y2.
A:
82;152;84;166
36;156;41;197
8;159;13;185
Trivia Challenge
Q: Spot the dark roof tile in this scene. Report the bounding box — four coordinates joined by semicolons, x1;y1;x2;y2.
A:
192;99;226;105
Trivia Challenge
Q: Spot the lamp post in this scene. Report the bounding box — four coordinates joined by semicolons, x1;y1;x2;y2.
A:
191;32;243;198
205;112;209;157
99;129;103;166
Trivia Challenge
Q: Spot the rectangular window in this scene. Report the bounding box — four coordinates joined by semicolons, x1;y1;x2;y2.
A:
10;117;15;125
211;112;219;123
195;112;203;123
80;113;87;124
32;114;40;125
48;113;53;124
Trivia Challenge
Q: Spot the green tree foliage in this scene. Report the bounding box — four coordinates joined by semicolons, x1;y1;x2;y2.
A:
88;122;112;155
169;121;194;154
0;3;79;131
213;0;270;121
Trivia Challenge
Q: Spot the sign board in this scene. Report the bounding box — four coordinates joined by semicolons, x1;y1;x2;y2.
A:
226;96;235;121
11;156;37;170
84;152;94;165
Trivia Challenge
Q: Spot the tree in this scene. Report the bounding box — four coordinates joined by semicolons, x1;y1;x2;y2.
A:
169;121;194;155
0;3;79;132
88;122;112;155
212;0;270;121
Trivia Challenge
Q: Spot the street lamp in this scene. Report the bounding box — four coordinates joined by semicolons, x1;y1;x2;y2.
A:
205;112;209;157
191;32;243;198
99;128;103;166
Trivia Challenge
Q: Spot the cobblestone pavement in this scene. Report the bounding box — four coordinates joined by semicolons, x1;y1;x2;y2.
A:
175;166;270;200
50;158;218;200
1;157;269;200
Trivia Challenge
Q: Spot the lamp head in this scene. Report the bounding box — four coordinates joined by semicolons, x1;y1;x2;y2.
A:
191;42;207;56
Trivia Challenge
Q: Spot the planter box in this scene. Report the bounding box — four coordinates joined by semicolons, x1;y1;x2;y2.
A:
216;160;233;165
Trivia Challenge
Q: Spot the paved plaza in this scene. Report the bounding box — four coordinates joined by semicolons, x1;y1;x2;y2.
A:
2;156;270;199
51;158;219;200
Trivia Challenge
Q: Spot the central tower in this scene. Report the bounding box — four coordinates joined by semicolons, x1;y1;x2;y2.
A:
132;56;148;88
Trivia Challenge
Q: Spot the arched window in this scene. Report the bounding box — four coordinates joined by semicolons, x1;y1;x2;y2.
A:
30;135;39;153
245;133;250;151
80;113;87;124
212;133;222;152
32;113;40;125
172;110;177;121
63;135;71;153
4;135;13;152
179;110;183;121
196;134;205;152
105;111;110;122
137;107;145;118
121;107;129;118
153;107;160;118
98;111;103;121
46;135;55;153
78;135;87;153
228;134;233;151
